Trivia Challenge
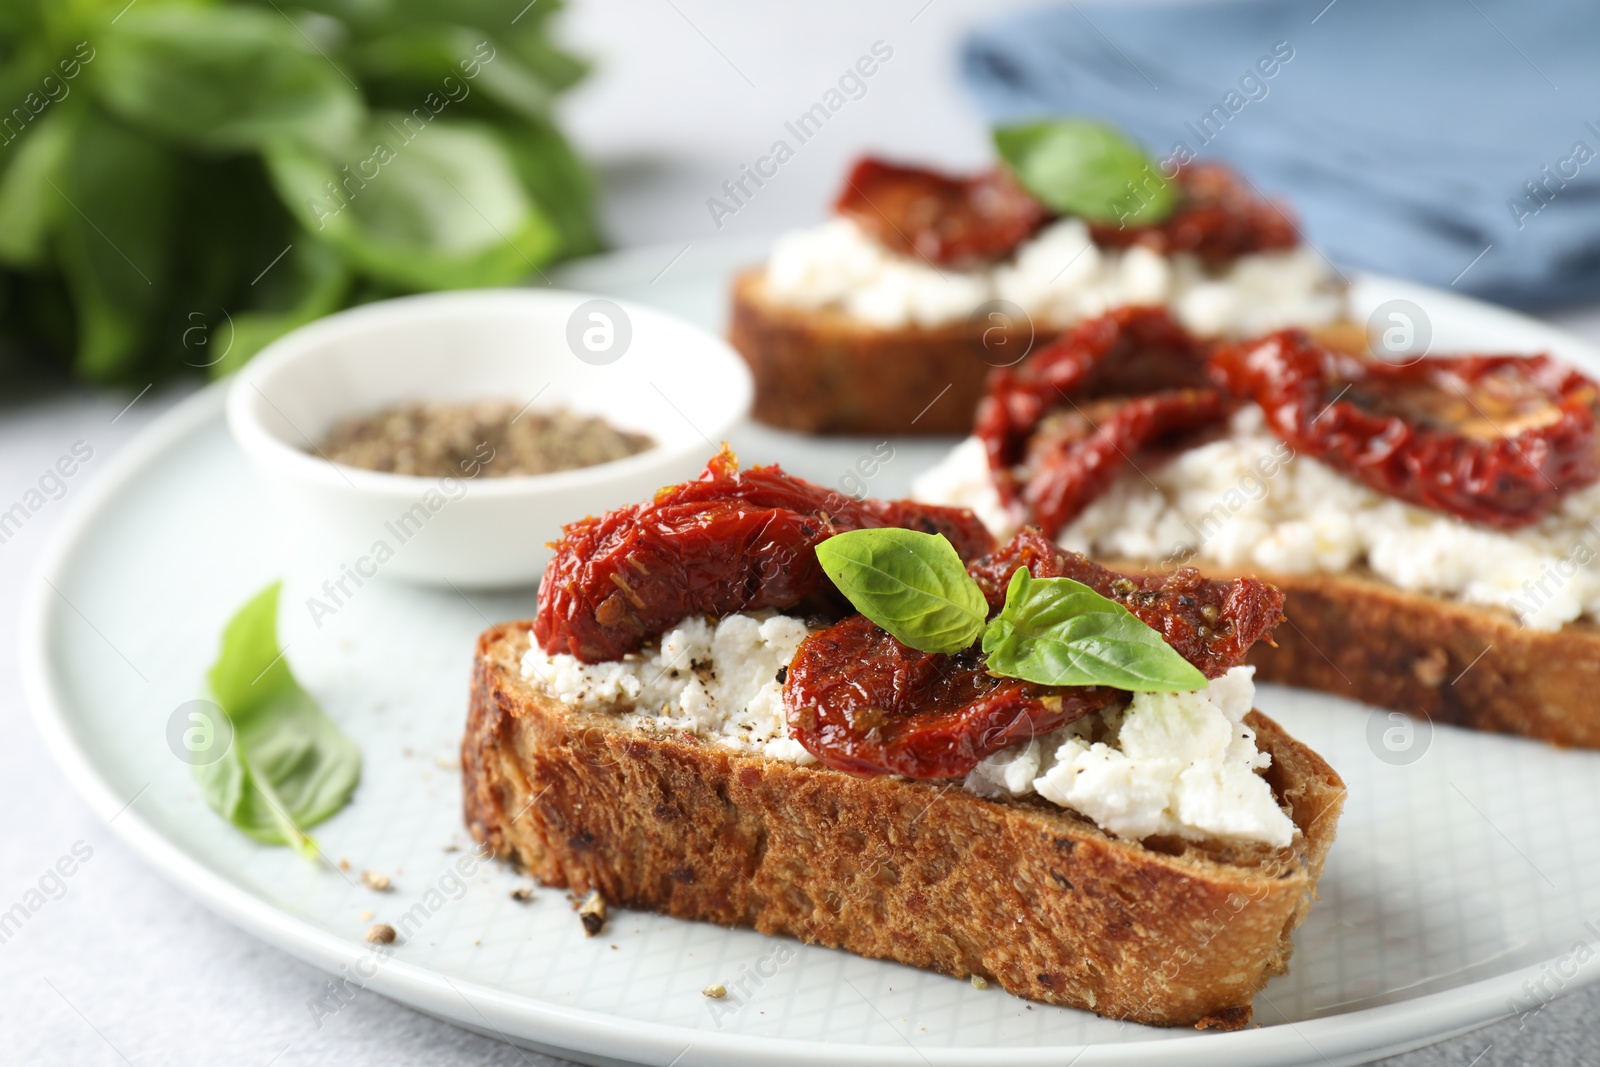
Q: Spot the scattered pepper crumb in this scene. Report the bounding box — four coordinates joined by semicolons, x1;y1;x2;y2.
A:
365;924;396;944
703;984;727;999
510;888;535;903
578;889;607;936
361;870;393;892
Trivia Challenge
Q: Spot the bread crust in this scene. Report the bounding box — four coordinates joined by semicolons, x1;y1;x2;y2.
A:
1092;559;1600;748
462;622;1345;1029
1244;569;1600;748
728;270;1360;437
728;270;1053;435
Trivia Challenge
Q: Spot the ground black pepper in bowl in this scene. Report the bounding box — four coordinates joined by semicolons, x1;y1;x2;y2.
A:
318;400;655;477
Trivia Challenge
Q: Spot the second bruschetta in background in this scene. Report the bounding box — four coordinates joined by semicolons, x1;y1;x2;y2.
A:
730;119;1349;434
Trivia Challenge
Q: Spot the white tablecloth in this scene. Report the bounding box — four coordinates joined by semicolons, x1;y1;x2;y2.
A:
6;2;1600;1063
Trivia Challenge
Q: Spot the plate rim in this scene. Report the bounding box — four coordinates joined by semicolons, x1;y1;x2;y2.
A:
21;259;1600;1067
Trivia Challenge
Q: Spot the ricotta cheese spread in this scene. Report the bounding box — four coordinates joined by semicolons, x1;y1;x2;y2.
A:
763;216;1343;337
965;667;1294;848
912;410;1600;630
525;613;1292;846
523;612;818;764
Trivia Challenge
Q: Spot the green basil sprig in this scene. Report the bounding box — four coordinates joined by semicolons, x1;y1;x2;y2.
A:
981;568;1206;691
196;582;361;859
993;118;1176;226
816;529;1206;693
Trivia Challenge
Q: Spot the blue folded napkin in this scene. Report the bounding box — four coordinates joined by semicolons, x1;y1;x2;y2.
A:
962;0;1600;309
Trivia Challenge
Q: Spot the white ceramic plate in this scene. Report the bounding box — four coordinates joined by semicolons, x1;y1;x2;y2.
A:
25;239;1600;1067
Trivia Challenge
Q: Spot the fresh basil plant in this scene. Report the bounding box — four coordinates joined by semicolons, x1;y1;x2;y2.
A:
0;1;600;384
817;528;1206;693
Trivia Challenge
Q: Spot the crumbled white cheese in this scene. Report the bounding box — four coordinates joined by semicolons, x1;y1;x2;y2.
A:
763;216;1343;336
522;613;816;764
528;612;1291;847
913;409;1600;631
966;667;1294;848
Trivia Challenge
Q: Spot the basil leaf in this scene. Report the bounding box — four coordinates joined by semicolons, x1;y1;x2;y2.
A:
496;119;605;259
55;106;179;380
0;105;76;269
208;240;351;378
197;582;361;859
993;118;1176;226
816;528;988;655
94;6;363;154
263;116;560;290
982;569;1208;692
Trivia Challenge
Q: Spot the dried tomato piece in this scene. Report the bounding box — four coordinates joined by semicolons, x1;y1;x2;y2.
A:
534;449;995;662
975;306;1226;537
785;614;1121;779
978;306;1209;471
784;532;1285;778
653;448;991;548
1018;389;1225;539
1211;331;1600;529
834;157;1049;268
1088;163;1299;264
836;158;1294;270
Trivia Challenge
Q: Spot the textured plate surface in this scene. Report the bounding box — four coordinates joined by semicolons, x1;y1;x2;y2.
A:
23;240;1600;1067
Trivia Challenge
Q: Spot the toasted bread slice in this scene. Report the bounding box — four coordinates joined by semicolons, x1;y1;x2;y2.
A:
728;269;1052;436
1087;559;1600;747
1224;567;1600;748
463;621;1346;1029
728;270;1366;437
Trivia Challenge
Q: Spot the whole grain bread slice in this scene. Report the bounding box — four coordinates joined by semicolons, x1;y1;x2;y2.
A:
462;621;1346;1029
1087;559;1600;747
1236;568;1600;748
728;269;1366;437
728;269;1050;436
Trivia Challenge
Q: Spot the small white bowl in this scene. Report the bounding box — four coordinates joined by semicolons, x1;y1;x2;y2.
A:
226;288;752;587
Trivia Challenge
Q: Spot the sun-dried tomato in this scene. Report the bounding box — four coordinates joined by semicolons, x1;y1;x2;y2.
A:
534;448;995;662
977;306;1209;471
975;306;1226;537
784;614;1121;779
1211;330;1600;529
784;531;1285;778
834;157;1049;268
1018;390;1225;538
1088;163;1299;264
835;158;1296;270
